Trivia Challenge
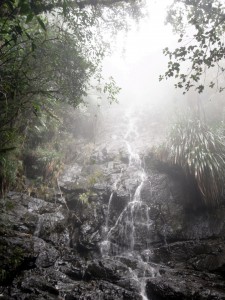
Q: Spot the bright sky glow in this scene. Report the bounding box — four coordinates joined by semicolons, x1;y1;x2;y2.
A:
106;0;175;63
102;0;178;106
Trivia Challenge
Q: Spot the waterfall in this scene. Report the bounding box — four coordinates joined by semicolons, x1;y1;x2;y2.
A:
100;107;155;299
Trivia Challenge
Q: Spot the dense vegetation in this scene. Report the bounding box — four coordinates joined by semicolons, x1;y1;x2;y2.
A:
0;0;144;194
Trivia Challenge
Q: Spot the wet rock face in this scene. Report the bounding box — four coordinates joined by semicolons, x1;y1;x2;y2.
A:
146;268;225;300
1;147;225;300
150;239;225;273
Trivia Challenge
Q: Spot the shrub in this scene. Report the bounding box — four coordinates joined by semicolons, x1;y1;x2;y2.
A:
160;118;225;206
0;151;23;196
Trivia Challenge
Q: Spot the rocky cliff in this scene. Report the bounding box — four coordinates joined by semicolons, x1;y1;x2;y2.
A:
0;107;225;299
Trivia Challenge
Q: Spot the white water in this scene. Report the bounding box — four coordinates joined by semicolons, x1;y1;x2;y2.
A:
100;107;155;299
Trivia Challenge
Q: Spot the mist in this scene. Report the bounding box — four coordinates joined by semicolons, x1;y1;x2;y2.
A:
91;0;225;149
86;1;181;151
1;1;225;299
103;1;176;105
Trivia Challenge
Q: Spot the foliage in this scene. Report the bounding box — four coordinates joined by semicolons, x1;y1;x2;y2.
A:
23;103;66;186
76;170;104;206
161;0;225;94
0;0;144;193
87;170;104;187
78;192;90;206
0;11;97;193
0;150;23;195
0;18;97;145
0;0;144;131
159;118;225;206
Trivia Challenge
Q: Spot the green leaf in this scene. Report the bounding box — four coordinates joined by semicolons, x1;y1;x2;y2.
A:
31;42;37;51
36;16;46;31
63;0;68;16
6;1;14;11
18;1;31;14
26;13;34;23
25;31;32;40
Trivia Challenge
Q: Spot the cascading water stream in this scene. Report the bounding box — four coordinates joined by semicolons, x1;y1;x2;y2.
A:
100;107;155;299
105;192;114;232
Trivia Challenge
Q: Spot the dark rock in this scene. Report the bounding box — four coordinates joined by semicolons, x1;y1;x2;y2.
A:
34;238;59;268
150;239;225;274
146;268;225;300
58;163;82;189
1;144;225;300
85;258;131;281
62;280;142;300
0;232;35;284
33;209;71;247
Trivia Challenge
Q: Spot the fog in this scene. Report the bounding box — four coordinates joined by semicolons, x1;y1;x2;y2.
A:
102;1;176;106
87;1;182;149
76;0;225;154
88;0;225;149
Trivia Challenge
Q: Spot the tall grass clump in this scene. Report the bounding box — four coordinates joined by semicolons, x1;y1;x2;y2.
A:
160;118;225;206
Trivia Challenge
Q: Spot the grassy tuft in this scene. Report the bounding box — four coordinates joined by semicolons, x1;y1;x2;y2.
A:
159;118;225;206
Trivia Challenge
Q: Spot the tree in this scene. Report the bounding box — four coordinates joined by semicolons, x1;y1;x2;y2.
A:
0;0;144;149
161;0;225;94
0;0;145;193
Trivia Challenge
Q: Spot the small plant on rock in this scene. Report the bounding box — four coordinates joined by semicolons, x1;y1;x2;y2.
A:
78;192;90;206
87;170;104;187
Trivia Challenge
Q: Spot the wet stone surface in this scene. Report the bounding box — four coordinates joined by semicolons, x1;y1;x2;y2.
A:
1;108;225;299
